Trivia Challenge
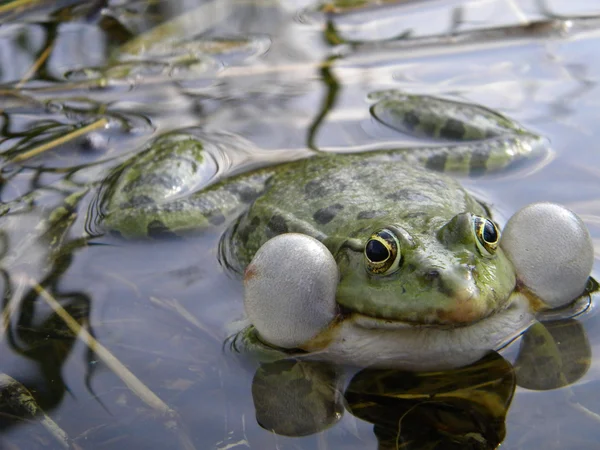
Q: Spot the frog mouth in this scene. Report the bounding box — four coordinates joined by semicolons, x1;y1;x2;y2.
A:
305;293;535;371
348;293;527;331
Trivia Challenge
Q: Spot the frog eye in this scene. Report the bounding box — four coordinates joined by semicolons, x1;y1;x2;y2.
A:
473;216;500;256
364;229;401;275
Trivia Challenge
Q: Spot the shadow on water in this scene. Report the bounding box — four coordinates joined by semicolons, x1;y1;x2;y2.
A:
0;0;598;449
249;286;597;448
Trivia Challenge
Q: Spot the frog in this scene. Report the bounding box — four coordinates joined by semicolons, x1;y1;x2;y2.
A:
96;91;594;370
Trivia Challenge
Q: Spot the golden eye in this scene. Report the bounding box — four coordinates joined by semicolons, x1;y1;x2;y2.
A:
365;229;401;275
473;216;500;256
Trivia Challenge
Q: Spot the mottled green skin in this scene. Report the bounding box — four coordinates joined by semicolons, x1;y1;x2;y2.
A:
99;93;545;327
229;153;516;325
100;130;272;238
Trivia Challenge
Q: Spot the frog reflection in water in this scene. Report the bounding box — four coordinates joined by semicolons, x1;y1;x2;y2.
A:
97;92;594;370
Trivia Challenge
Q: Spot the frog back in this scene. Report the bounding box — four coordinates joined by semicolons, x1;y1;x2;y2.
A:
225;153;487;271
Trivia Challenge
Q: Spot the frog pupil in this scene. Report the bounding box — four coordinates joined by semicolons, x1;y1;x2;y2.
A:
366;240;389;262
483;221;497;243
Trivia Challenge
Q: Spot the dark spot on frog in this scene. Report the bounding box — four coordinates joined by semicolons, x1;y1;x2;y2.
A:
304;179;346;200
452;153;467;166
436;277;459;300
226;184;263;204
402;110;420;131
385;189;431;202
207;211;226;226
357;210;387;220
421;119;437;137
313;204;344;225
266;214;288;239
147;220;179;239
440;118;467;140
469;146;491;177
425;152;448;171
485;129;500;139
237;215;261;244
304;180;326;199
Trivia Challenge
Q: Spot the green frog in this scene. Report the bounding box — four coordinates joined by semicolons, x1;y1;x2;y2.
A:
96;91;593;370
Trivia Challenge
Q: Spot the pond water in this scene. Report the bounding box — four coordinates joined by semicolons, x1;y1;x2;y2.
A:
0;0;600;449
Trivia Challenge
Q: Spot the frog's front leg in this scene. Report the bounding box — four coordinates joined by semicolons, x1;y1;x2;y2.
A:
97;130;273;238
102;173;270;238
369;91;548;175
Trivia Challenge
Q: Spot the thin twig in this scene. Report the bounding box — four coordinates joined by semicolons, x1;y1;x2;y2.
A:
0;0;40;15
8;118;108;164
16;43;54;89
23;276;198;450
26;277;174;415
571;401;600;424
149;296;221;343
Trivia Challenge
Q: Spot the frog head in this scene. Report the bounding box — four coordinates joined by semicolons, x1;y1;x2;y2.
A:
334;212;517;327
243;203;593;368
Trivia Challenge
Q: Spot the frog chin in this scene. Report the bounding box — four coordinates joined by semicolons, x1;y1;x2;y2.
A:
303;292;535;371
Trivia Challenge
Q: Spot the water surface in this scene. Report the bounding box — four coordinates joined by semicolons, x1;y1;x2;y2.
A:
0;0;599;449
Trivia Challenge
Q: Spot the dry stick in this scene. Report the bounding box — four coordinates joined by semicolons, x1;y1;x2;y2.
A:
24;276;198;450
33;279;198;450
149;296;222;343
16;43;54;89
8;118;108;164
0;277;71;448
28;277;173;414
0;0;41;15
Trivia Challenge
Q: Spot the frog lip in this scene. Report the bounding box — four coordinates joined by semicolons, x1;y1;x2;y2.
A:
350;313;460;330
349;302;515;330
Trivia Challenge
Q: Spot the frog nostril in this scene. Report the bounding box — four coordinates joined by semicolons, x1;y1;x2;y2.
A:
424;270;440;281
